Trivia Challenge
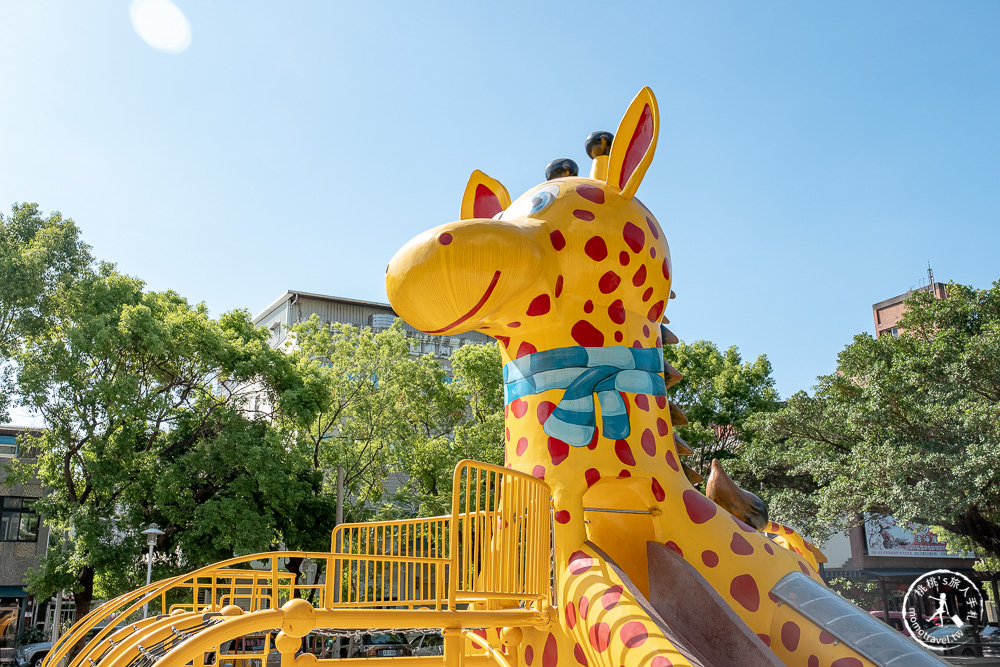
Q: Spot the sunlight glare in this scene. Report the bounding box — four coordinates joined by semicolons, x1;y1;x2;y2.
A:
130;0;192;54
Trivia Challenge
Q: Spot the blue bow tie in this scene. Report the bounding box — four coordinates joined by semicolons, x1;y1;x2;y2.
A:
503;345;666;447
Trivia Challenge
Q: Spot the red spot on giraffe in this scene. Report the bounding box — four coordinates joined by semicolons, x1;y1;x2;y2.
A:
568;551;595;575
646;216;659;239
548;437;569;465
576;184;604;204
615;440;636;466
572;320;605;347
587;427;600;449
510;399;528;417
730;533;754;556
798;561;811;575
651;658;674;667
647;300;665;321
438;232;453;245
496;335;511;347
607;299;626;324
550;230;566;250
831;660;863;667
618;469;631;478
632;264;647;287
808;657;819;667
573;644;588;667
565;602;577;629
623;221;645;253
508;321;521;328
635;395;649;411
601;585;623;609
764;543;774;555
701;550;719;567
585;468;601;487
579;595;589;619
584;300;594;313
515;437;528;456
640;429;656;456
524;645;533;666
620;622;648;648
650;247;657;258
651;477;665;501
655;395;667;409
662;257;671;280
619;251;630;266
542;634;558;667
768;591;780;604
730;574;760;612
665;450;679;471
614;331;623;342
598;271;621;294
516;341;536;358
537;401;556;423
757;634;771;647
588;623;611;653
642;287;653;302
585;237;608;261
819;631;836;645
632;340;642;348
781;622;800;652
531;465;545;479
683;489;717;524
555;275;564;297
656;417;669;436
554;510;570;524
527;294;550;316
573;209;595;221
665;541;683;556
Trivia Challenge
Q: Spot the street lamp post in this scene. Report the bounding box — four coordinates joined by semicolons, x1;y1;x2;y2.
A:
140;523;165;618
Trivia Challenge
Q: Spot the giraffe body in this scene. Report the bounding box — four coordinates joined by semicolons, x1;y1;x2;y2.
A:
387;89;923;667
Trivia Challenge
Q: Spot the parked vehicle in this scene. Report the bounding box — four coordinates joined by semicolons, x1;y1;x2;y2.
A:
921;624;1000;657
13;641;51;667
409;633;443;657
343;634;411;659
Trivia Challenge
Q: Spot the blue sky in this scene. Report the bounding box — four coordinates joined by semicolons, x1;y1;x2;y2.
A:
2;2;998;400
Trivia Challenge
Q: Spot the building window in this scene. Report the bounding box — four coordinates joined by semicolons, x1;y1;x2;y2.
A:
0;497;40;542
0;435;16;458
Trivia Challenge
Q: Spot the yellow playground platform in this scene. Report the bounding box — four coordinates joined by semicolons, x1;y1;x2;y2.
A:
46;89;946;667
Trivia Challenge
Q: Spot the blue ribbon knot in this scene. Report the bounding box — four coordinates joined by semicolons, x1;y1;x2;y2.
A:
503;345;666;447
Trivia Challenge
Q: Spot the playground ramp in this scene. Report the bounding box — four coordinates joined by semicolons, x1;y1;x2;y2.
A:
43;460;944;667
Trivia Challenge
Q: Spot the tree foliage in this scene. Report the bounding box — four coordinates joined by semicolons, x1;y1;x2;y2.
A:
7;265;320;619
0;203;91;419
662;340;780;478
734;282;1000;557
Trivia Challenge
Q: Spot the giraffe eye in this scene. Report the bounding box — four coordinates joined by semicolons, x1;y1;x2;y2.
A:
498;184;560;220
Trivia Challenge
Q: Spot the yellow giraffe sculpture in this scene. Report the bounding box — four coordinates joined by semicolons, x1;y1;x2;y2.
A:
386;88;944;667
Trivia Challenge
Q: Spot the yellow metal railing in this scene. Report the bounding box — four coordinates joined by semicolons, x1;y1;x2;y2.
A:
50;459;553;667
330;515;451;610
329;460;552;611
449;460;552;609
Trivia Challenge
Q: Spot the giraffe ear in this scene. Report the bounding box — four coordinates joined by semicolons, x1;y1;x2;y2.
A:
605;87;659;199
460;170;511;220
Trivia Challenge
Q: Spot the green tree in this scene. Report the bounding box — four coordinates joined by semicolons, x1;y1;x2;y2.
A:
0;203;92;419
737;282;1000;557
662;340;780;478
8;265;318;620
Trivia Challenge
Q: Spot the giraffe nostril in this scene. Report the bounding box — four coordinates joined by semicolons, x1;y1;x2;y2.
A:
438;232;453;245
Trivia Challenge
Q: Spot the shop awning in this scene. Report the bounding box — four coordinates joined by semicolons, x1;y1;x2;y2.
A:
862;568;978;580
0;586;27;598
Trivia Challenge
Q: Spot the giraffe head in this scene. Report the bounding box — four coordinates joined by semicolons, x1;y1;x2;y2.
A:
387;88;671;364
